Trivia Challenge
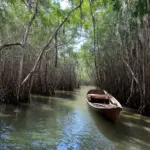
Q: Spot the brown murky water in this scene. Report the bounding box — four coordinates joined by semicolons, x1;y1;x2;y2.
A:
0;86;150;150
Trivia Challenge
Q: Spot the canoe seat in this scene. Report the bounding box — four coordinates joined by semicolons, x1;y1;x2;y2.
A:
87;94;109;104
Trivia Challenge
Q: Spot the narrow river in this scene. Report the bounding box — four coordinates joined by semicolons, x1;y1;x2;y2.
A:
0;86;150;150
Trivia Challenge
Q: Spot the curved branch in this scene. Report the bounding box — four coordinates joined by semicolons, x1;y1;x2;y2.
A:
0;43;22;51
0;0;38;51
21;0;83;85
122;57;139;85
22;0;38;46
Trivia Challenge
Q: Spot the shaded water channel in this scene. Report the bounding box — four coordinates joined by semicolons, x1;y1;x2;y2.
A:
0;86;150;150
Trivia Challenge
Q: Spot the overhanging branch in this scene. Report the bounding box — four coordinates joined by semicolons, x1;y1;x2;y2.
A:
0;0;38;51
21;0;83;85
0;43;22;51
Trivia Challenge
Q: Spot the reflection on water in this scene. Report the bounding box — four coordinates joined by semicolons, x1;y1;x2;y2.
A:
89;107;150;150
0;86;150;150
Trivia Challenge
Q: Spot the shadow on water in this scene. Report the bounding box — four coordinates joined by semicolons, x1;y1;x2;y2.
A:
0;86;150;150
0;96;75;149
88;106;150;150
0;86;114;150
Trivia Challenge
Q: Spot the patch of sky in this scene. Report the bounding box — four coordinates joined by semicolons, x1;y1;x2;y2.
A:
52;0;70;10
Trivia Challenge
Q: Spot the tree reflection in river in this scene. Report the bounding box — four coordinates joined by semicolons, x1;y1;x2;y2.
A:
88;106;150;150
0;86;149;150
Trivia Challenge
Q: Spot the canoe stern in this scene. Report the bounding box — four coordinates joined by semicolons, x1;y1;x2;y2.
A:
104;108;122;121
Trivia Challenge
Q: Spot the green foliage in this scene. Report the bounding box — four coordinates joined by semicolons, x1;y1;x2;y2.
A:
111;0;121;11
1;0;150;111
133;0;150;18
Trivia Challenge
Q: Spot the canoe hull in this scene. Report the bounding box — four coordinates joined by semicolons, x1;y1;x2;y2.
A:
104;108;122;121
87;101;122;121
87;89;122;121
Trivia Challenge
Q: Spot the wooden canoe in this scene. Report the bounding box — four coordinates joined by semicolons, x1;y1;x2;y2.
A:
87;89;123;121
